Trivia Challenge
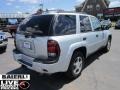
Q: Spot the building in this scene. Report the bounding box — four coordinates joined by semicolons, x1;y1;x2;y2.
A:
34;9;43;15
103;7;120;21
75;0;110;18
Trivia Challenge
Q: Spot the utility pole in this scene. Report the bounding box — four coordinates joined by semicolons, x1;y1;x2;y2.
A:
39;0;44;10
39;4;43;10
35;0;44;15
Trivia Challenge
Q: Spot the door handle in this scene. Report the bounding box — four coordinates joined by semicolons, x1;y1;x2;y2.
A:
96;35;99;37
83;37;87;41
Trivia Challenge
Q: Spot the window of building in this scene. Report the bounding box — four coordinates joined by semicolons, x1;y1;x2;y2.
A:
96;4;100;10
90;5;93;9
87;5;93;11
87;5;90;9
79;15;92;32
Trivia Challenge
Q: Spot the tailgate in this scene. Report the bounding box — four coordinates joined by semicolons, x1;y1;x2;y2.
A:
16;34;48;59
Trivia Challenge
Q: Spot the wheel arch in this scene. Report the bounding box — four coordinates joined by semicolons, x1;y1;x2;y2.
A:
73;46;87;59
108;35;112;40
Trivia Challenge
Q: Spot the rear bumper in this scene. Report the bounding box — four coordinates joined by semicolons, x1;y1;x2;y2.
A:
13;49;67;74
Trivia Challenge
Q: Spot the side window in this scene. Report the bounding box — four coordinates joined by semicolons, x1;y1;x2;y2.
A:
91;16;101;31
79;15;92;32
53;15;76;35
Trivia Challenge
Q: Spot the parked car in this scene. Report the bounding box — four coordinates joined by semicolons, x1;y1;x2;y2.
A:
101;20;112;29
0;25;8;32
0;31;8;52
13;13;112;79
115;20;120;29
6;19;19;37
7;24;18;37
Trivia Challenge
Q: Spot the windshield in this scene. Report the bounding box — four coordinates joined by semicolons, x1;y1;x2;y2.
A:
18;15;54;36
8;19;18;25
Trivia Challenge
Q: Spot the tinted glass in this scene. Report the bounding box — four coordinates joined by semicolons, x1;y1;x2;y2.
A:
19;15;54;36
80;16;92;32
117;20;120;24
8;19;18;25
91;16;101;31
53;15;76;35
101;20;110;25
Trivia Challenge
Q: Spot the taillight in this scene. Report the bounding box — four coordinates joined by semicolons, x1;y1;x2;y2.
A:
47;40;60;58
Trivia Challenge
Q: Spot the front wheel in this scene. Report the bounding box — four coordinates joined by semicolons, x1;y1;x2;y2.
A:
103;39;111;52
65;51;85;79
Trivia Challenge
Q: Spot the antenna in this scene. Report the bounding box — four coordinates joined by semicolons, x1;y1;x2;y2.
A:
39;0;44;10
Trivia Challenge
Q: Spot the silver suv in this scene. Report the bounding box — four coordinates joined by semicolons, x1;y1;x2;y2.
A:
13;13;112;79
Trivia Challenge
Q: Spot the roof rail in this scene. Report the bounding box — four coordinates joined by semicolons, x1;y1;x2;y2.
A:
33;9;88;15
43;10;87;14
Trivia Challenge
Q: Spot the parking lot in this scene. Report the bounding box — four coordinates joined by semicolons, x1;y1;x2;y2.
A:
0;28;120;90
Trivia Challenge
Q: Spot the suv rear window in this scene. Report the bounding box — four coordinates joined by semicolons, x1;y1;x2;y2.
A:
18;15;54;36
18;15;76;36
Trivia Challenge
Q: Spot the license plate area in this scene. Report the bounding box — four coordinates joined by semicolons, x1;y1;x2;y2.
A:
23;41;31;49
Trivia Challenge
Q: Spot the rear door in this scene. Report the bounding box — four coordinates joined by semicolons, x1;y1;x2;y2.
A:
90;16;104;49
79;15;98;54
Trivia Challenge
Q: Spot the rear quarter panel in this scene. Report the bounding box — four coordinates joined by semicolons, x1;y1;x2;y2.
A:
48;34;87;71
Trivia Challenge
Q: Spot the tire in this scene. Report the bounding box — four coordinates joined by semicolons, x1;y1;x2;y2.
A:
21;64;27;69
3;46;7;51
0;46;7;53
103;38;111;52
65;51;85;79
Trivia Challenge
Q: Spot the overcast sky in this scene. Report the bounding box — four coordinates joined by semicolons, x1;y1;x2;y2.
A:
0;0;120;13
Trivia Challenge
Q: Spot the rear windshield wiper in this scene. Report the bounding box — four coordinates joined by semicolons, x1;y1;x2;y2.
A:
24;29;44;37
32;30;43;35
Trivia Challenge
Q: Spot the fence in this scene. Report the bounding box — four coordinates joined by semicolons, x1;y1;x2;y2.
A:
0;13;30;18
